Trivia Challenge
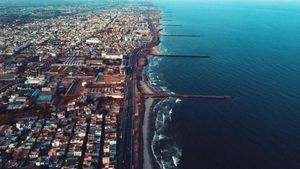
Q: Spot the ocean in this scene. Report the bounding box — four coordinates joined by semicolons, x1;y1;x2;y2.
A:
146;1;300;169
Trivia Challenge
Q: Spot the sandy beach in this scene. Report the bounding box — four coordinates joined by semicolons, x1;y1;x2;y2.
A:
140;80;156;169
139;58;164;169
137;19;162;169
142;97;155;169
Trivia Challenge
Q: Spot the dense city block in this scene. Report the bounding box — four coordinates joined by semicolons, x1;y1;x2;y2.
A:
0;2;160;169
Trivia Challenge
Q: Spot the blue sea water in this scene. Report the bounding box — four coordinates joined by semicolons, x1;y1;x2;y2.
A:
148;1;300;169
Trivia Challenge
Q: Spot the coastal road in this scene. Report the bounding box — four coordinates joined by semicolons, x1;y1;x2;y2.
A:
118;47;140;169
118;16;160;169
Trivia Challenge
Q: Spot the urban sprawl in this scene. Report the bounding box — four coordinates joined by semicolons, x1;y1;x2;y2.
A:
0;2;160;169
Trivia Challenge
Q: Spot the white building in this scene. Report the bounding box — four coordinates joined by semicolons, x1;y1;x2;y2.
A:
26;76;46;85
101;52;123;60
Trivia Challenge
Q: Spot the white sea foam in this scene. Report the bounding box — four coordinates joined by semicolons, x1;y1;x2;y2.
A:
175;98;182;103
146;39;183;169
172;156;180;167
150;98;183;169
161;86;168;92
159;134;166;140
152;131;164;169
168;109;173;120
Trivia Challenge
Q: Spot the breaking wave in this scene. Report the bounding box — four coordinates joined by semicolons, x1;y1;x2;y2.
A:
151;98;182;169
145;44;183;169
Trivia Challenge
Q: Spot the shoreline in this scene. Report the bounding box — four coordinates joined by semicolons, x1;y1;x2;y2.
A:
140;72;161;169
133;13;163;169
139;46;162;169
141;81;159;169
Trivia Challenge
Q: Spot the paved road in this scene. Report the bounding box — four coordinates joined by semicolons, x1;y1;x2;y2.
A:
119;47;141;169
118;16;159;169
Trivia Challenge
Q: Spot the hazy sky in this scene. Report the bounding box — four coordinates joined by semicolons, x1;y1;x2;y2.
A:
154;0;300;4
156;0;300;2
1;0;300;7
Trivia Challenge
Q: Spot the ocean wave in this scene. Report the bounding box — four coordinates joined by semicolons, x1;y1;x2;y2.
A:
168;109;173;120
159;43;168;53
161;86;169;92
175;98;182;103
172;155;180;167
146;39;182;169
158;134;167;140
151;98;182;169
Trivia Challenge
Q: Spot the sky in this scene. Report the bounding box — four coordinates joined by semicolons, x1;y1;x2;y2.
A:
0;0;110;7
152;0;300;8
1;0;300;7
155;0;300;2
